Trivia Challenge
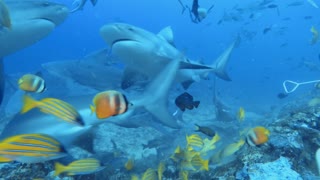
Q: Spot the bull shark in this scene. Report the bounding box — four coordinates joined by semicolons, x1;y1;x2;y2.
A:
99;23;236;89
1;59;181;152
0;0;69;105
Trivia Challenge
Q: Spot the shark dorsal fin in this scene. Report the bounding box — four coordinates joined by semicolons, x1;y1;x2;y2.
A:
158;26;175;45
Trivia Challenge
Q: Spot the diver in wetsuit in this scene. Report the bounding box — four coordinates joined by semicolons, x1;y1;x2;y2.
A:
178;0;214;23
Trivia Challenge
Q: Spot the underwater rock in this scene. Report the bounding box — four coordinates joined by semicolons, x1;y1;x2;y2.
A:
245;156;302;180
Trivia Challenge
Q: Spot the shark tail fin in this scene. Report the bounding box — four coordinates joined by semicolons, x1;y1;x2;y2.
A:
134;60;181;129
211;38;238;81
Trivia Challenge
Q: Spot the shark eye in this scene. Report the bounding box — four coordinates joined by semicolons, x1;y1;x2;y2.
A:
128;27;135;32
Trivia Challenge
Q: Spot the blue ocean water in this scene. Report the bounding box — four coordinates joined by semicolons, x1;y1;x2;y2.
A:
2;0;320;178
5;0;320;112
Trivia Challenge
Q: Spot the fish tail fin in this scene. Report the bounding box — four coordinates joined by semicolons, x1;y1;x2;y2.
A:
90;105;95;115
202;159;209;171
21;95;38;113
54;162;65;176
134;60;181;129
0;156;12;163
211;38;237;81
194;101;200;108
194;124;200;131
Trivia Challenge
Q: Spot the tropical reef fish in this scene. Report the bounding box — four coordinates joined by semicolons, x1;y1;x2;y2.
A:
0;0;11;29
0;0;69;57
175;92;200;111
142;168;157;180
237;107;245;122
18;74;46;93
124;158;134;171
100;23;236;89
310;26;319;45
21;95;84;126
246;126;270;146
212;139;245;163
195;124;215;137
54;158;105;176
90;90;129;119
71;0;98;12
0;133;67;163
158;162;165;180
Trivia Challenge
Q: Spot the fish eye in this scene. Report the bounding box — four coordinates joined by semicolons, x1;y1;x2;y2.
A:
128;27;135;31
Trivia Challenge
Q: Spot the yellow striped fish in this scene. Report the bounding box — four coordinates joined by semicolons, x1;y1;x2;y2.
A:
54;158;105;176
141;168;157;180
0;134;67;163
157;162;165;180
21;95;84;126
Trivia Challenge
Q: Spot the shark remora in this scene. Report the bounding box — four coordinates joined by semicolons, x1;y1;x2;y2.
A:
1;59;181;152
0;0;69;105
100;23;236;89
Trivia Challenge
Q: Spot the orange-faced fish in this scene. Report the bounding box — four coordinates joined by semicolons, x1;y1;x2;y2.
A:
18;74;46;93
158;162;165;180
21;95;84;126
54;158;105;176
246;126;270;146
0;0;11;29
175;92;200;111
311;26;319;45
90;90;129;119
195;124;215;137
237;107;245;122
0;133;67;163
125;158;134;171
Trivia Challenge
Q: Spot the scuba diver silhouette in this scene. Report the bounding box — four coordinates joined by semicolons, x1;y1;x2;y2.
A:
178;0;214;23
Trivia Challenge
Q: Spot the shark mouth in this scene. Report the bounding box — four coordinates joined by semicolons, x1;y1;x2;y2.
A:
111;38;137;47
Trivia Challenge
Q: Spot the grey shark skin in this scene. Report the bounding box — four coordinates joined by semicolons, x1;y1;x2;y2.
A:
1;59;180;151
0;0;69;57
100;23;235;89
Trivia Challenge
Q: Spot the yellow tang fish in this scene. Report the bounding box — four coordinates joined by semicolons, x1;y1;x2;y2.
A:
237;107;245;122
54;158;105;176
18;74;46;93
21;95;84;126
0;134;66;163
0;0;11;29
311;26;319;45
90;90;129;119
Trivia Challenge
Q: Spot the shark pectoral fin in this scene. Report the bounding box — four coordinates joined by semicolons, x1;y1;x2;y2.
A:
211;40;237;81
145;104;180;129
136;60;181;129
179;61;213;70
157;26;175;46
121;67;148;89
181;80;194;89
